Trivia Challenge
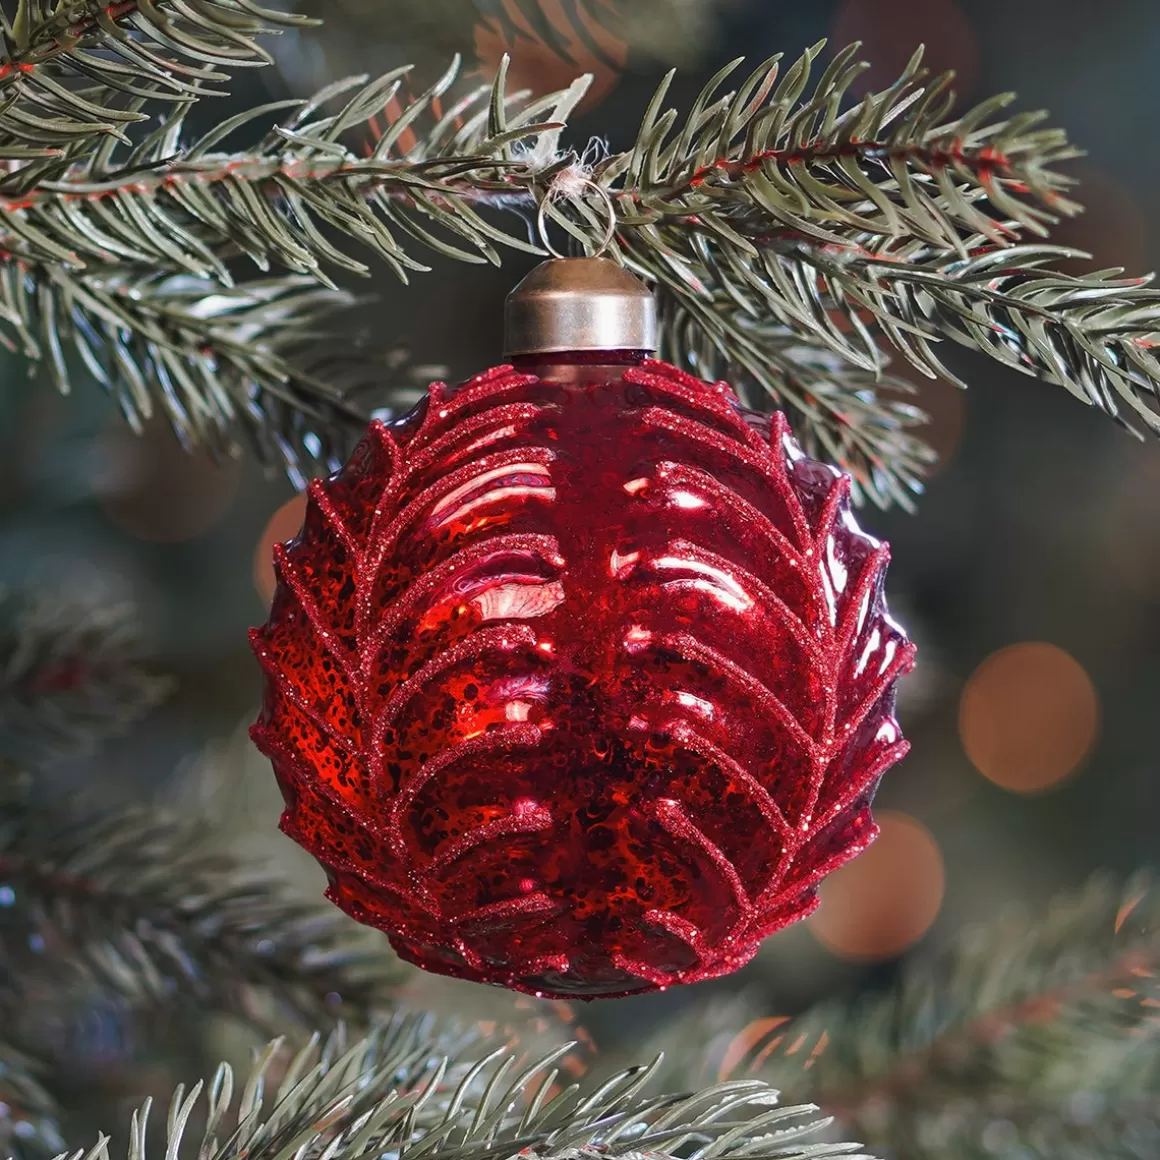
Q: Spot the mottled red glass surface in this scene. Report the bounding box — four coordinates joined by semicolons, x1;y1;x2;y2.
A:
250;357;915;998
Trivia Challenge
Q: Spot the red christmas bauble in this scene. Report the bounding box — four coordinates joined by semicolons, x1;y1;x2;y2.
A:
250;355;915;998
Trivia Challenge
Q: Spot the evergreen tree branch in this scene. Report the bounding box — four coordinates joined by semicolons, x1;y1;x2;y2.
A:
647;873;1160;1160
0;765;392;1049
803;239;1160;435
656;222;1160;443
0;1042;65;1160
0;49;1074;287
49;1020;878;1160
0;53;940;506
0;0;312;150
0;61;562;278
604;44;1079;253
0;60;586;483
0;586;173;765
0;262;368;484
0;48;1017;497
1;19;1149;499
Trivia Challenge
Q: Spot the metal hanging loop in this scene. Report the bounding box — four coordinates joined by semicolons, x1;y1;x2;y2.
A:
535;175;618;260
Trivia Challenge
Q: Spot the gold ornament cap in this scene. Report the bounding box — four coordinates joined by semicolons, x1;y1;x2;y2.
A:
503;257;657;356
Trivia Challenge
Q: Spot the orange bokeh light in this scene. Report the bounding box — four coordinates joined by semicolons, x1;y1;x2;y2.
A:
808;811;944;961
959;642;1099;793
254;493;307;603
96;421;240;543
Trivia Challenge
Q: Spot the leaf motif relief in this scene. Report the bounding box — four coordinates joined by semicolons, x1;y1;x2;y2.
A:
252;358;914;998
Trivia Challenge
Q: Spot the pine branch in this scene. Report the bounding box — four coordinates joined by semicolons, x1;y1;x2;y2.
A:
49;1020;878;1160
0;263;368;484
648;873;1160;1160
0;586;173;764
0;60;585;482
0;53;956;497
1;15;1153;498
794;238;1160;435
0;48;1072;287
0;1042;65;1160
0;765;391;1049
0;0;312;151
0;60;560;277
607;44;1079;250
593;47;1156;497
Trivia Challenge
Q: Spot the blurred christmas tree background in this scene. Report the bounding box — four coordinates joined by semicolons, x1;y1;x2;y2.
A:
4;1;1160;1158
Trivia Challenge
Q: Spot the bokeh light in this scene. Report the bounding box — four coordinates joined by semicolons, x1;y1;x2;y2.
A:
474;0;626;112
254;493;308;603
95;421;240;544
831;0;979;102
808;811;945;961
958;642;1099;793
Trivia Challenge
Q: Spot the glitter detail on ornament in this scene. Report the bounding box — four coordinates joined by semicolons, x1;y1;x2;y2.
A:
250;357;915;999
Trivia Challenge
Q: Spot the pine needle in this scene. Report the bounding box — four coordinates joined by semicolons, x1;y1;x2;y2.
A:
645;872;1160;1160
47;1021;879;1160
0;1040;65;1160
0;586;173;765
0;8;1155;500
0;765;391;1045
0;1;313;148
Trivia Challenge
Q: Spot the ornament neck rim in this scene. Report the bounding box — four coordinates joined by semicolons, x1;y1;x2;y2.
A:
510;349;651;368
503;257;657;357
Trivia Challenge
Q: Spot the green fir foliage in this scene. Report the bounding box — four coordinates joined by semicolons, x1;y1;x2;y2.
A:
0;3;1158;500
0;763;387;1040
0;1042;64;1160
49;1022;877;1160
644;874;1160;1160
0;585;173;764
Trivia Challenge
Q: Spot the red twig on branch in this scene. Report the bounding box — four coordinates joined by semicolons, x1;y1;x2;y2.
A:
0;2;140;82
686;141;1018;190
820;948;1160;1121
